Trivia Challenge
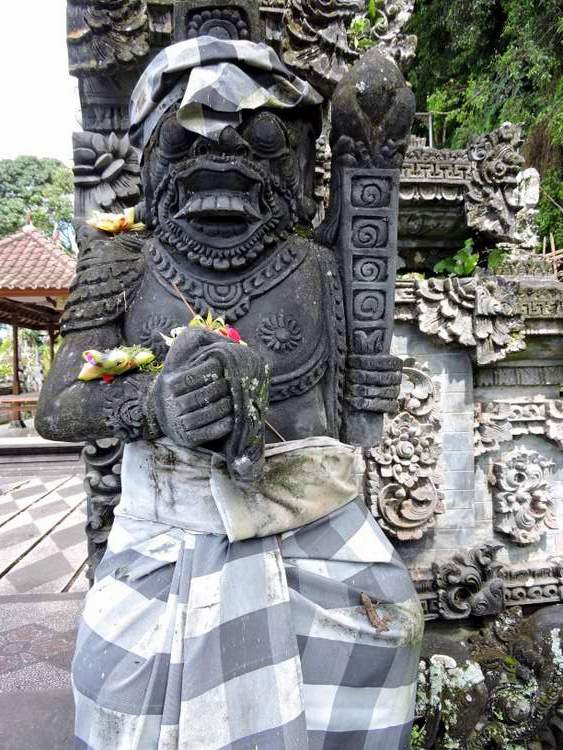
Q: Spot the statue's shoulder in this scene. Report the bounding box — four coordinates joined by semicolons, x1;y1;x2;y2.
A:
60;227;147;335
304;236;342;293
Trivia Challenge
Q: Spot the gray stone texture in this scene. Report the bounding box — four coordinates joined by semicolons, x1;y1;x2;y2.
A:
392;322;563;569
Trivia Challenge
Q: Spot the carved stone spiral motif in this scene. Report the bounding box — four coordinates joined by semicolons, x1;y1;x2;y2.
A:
353;257;388;283
433;544;505;619
259;312;303;352
352;217;389;248
354;290;385;320
351;176;391;208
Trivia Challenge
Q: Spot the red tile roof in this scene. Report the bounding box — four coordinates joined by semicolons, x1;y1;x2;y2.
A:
0;228;76;293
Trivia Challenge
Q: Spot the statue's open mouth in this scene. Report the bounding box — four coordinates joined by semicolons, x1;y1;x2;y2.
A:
154;157;285;268
172;162;267;240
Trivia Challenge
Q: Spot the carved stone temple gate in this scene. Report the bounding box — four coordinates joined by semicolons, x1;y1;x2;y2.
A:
65;2;563;747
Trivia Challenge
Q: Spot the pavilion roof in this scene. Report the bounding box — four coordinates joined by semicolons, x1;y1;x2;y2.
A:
0;228;76;295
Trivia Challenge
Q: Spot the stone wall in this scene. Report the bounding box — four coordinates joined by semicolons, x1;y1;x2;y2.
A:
382;271;563;625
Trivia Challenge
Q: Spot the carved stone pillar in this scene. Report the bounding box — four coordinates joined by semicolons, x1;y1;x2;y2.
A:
337;168;400;446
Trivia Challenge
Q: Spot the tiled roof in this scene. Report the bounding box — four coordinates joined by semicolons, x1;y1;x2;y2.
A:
0;228;76;293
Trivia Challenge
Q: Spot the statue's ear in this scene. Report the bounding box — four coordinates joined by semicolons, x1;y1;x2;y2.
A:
290;120;317;223
140;141;169;229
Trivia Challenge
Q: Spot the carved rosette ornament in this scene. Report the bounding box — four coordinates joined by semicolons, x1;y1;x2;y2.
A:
368;358;445;541
67;0;149;76
490;448;558;546
432;544;506;619
73;131;141;217
415;275;525;365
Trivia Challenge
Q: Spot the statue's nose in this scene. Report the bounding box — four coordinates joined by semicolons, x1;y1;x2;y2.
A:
217;126;250;157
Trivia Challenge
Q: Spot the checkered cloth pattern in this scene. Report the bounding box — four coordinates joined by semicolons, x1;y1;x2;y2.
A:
129;36;323;149
72;438;423;749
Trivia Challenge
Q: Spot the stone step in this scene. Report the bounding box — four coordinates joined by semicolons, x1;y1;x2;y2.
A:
0;591;85;750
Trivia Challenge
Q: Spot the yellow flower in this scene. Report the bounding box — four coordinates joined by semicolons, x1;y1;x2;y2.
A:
87;207;145;234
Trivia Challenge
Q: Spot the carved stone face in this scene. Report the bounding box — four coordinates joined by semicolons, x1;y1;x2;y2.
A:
143;109;316;270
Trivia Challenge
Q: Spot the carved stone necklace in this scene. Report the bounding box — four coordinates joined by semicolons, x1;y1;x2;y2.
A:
146;238;309;321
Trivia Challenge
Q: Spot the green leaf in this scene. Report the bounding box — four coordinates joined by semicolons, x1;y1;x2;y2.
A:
487;247;508;271
433;239;479;277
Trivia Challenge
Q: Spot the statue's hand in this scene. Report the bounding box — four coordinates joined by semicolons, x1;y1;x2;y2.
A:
346;354;403;414
152;328;234;447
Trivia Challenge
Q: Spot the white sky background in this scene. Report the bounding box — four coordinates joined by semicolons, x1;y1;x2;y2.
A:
0;1;80;165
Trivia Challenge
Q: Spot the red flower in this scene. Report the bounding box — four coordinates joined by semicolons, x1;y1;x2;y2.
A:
226;326;241;343
102;374;115;384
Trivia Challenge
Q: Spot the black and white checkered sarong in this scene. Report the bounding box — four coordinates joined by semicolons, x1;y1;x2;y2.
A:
72;438;423;749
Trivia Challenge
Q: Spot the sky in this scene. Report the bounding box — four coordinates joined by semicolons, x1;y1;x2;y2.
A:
0;2;80;165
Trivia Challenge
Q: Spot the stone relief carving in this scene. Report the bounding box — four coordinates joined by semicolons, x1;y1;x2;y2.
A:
67;0;150;76
414;607;563;749
73;131;141;217
261;0;416;96
415;275;525;365
267;0;363;96
465;122;527;241
432;544;505;620
367;358;445;541
475;398;563;456
518;285;563;319
416;554;563;621
399;122;541;253
490;448;557;545
504;558;563;609
82;438;124;581
495;244;556;279
355;0;417;70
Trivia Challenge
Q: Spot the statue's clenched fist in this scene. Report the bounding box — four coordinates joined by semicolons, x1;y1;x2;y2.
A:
151;327;235;447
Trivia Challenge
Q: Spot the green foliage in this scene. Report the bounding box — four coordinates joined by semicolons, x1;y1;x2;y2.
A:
348;0;392;51
0;336;11;383
407;0;563;152
536;167;563;248
409;722;426;749
0;156;73;241
433;239;479;277
487;246;509;272
348;15;377;51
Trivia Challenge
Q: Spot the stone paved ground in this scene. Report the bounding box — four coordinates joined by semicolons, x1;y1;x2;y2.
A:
0;455;85;749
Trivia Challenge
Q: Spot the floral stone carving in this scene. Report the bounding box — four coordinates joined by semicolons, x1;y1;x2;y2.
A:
278;0;363;96
73;132;141;218
67;0;149;77
368;358;444;541
490;448;557;546
475;398;563;456
465;122;526;242
432;544;506;619
358;0;417;70
415;275;525;365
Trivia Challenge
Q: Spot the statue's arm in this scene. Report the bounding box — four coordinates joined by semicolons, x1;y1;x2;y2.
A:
36;227;157;443
35;325;158;443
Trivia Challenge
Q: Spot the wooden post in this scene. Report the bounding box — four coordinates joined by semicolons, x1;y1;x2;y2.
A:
12;325;20;396
10;325;23;426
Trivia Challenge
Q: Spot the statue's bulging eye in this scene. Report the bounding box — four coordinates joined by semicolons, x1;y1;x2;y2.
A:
244;114;289;159
159;118;192;159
